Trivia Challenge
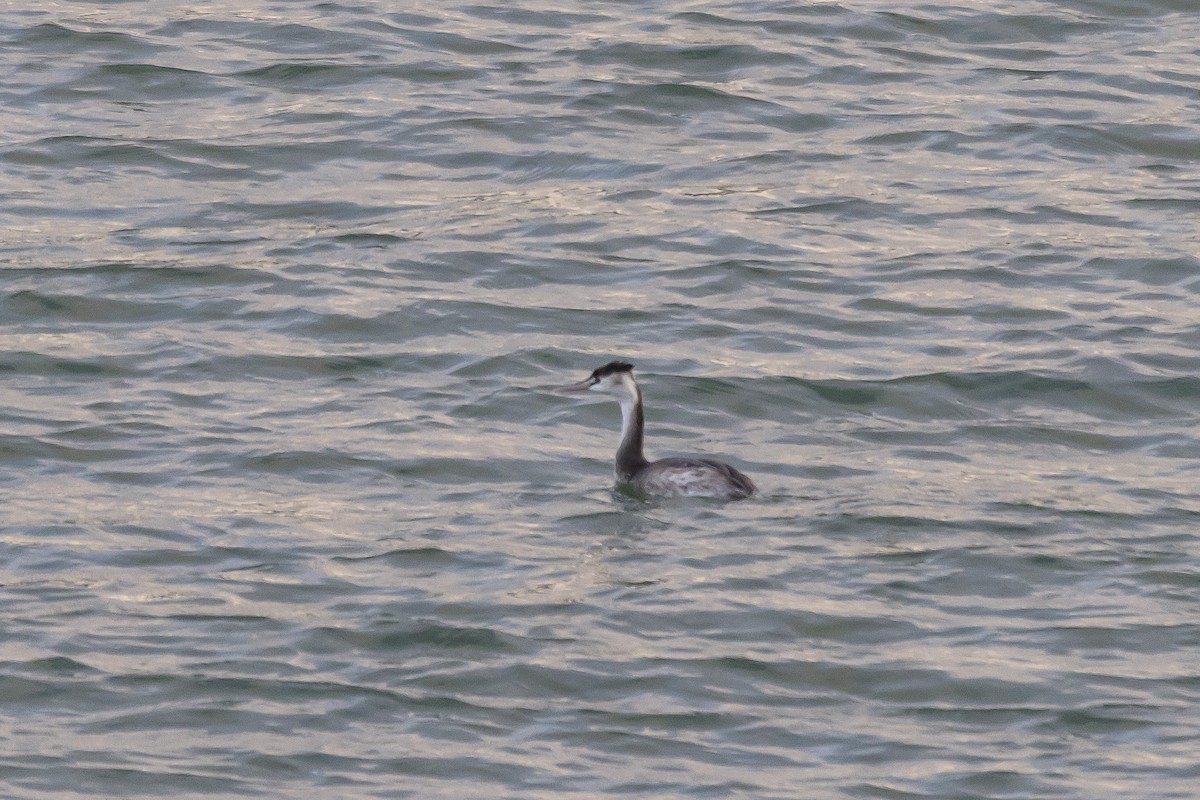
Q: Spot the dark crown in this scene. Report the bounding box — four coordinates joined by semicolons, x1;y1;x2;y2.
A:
592;360;634;379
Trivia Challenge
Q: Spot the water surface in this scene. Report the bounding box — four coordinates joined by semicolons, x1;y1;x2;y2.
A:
2;2;1198;798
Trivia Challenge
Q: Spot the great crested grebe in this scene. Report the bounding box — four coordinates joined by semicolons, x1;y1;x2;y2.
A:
557;361;756;500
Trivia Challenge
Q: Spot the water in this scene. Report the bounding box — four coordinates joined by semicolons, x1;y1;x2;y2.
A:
2;1;1198;797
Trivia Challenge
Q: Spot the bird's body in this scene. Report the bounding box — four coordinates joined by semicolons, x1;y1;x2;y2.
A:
631;456;758;499
558;361;756;501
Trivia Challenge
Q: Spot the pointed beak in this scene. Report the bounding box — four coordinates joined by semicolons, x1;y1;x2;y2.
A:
555;378;592;393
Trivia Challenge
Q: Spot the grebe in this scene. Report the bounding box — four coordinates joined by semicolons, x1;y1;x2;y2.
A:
557;361;757;500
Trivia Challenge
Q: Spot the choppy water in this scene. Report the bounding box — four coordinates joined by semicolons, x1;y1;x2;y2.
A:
2;1;1199;798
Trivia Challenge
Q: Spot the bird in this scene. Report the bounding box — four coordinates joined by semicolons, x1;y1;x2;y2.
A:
557;361;756;500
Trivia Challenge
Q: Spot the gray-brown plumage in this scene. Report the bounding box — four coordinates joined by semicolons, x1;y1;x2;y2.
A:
557;361;756;500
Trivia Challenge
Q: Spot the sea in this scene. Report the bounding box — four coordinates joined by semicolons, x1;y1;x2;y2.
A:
1;1;1198;798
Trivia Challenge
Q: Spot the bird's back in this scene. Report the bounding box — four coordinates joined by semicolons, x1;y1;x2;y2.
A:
632;456;757;500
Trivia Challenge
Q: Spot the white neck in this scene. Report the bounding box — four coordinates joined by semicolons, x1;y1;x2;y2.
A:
614;382;648;480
